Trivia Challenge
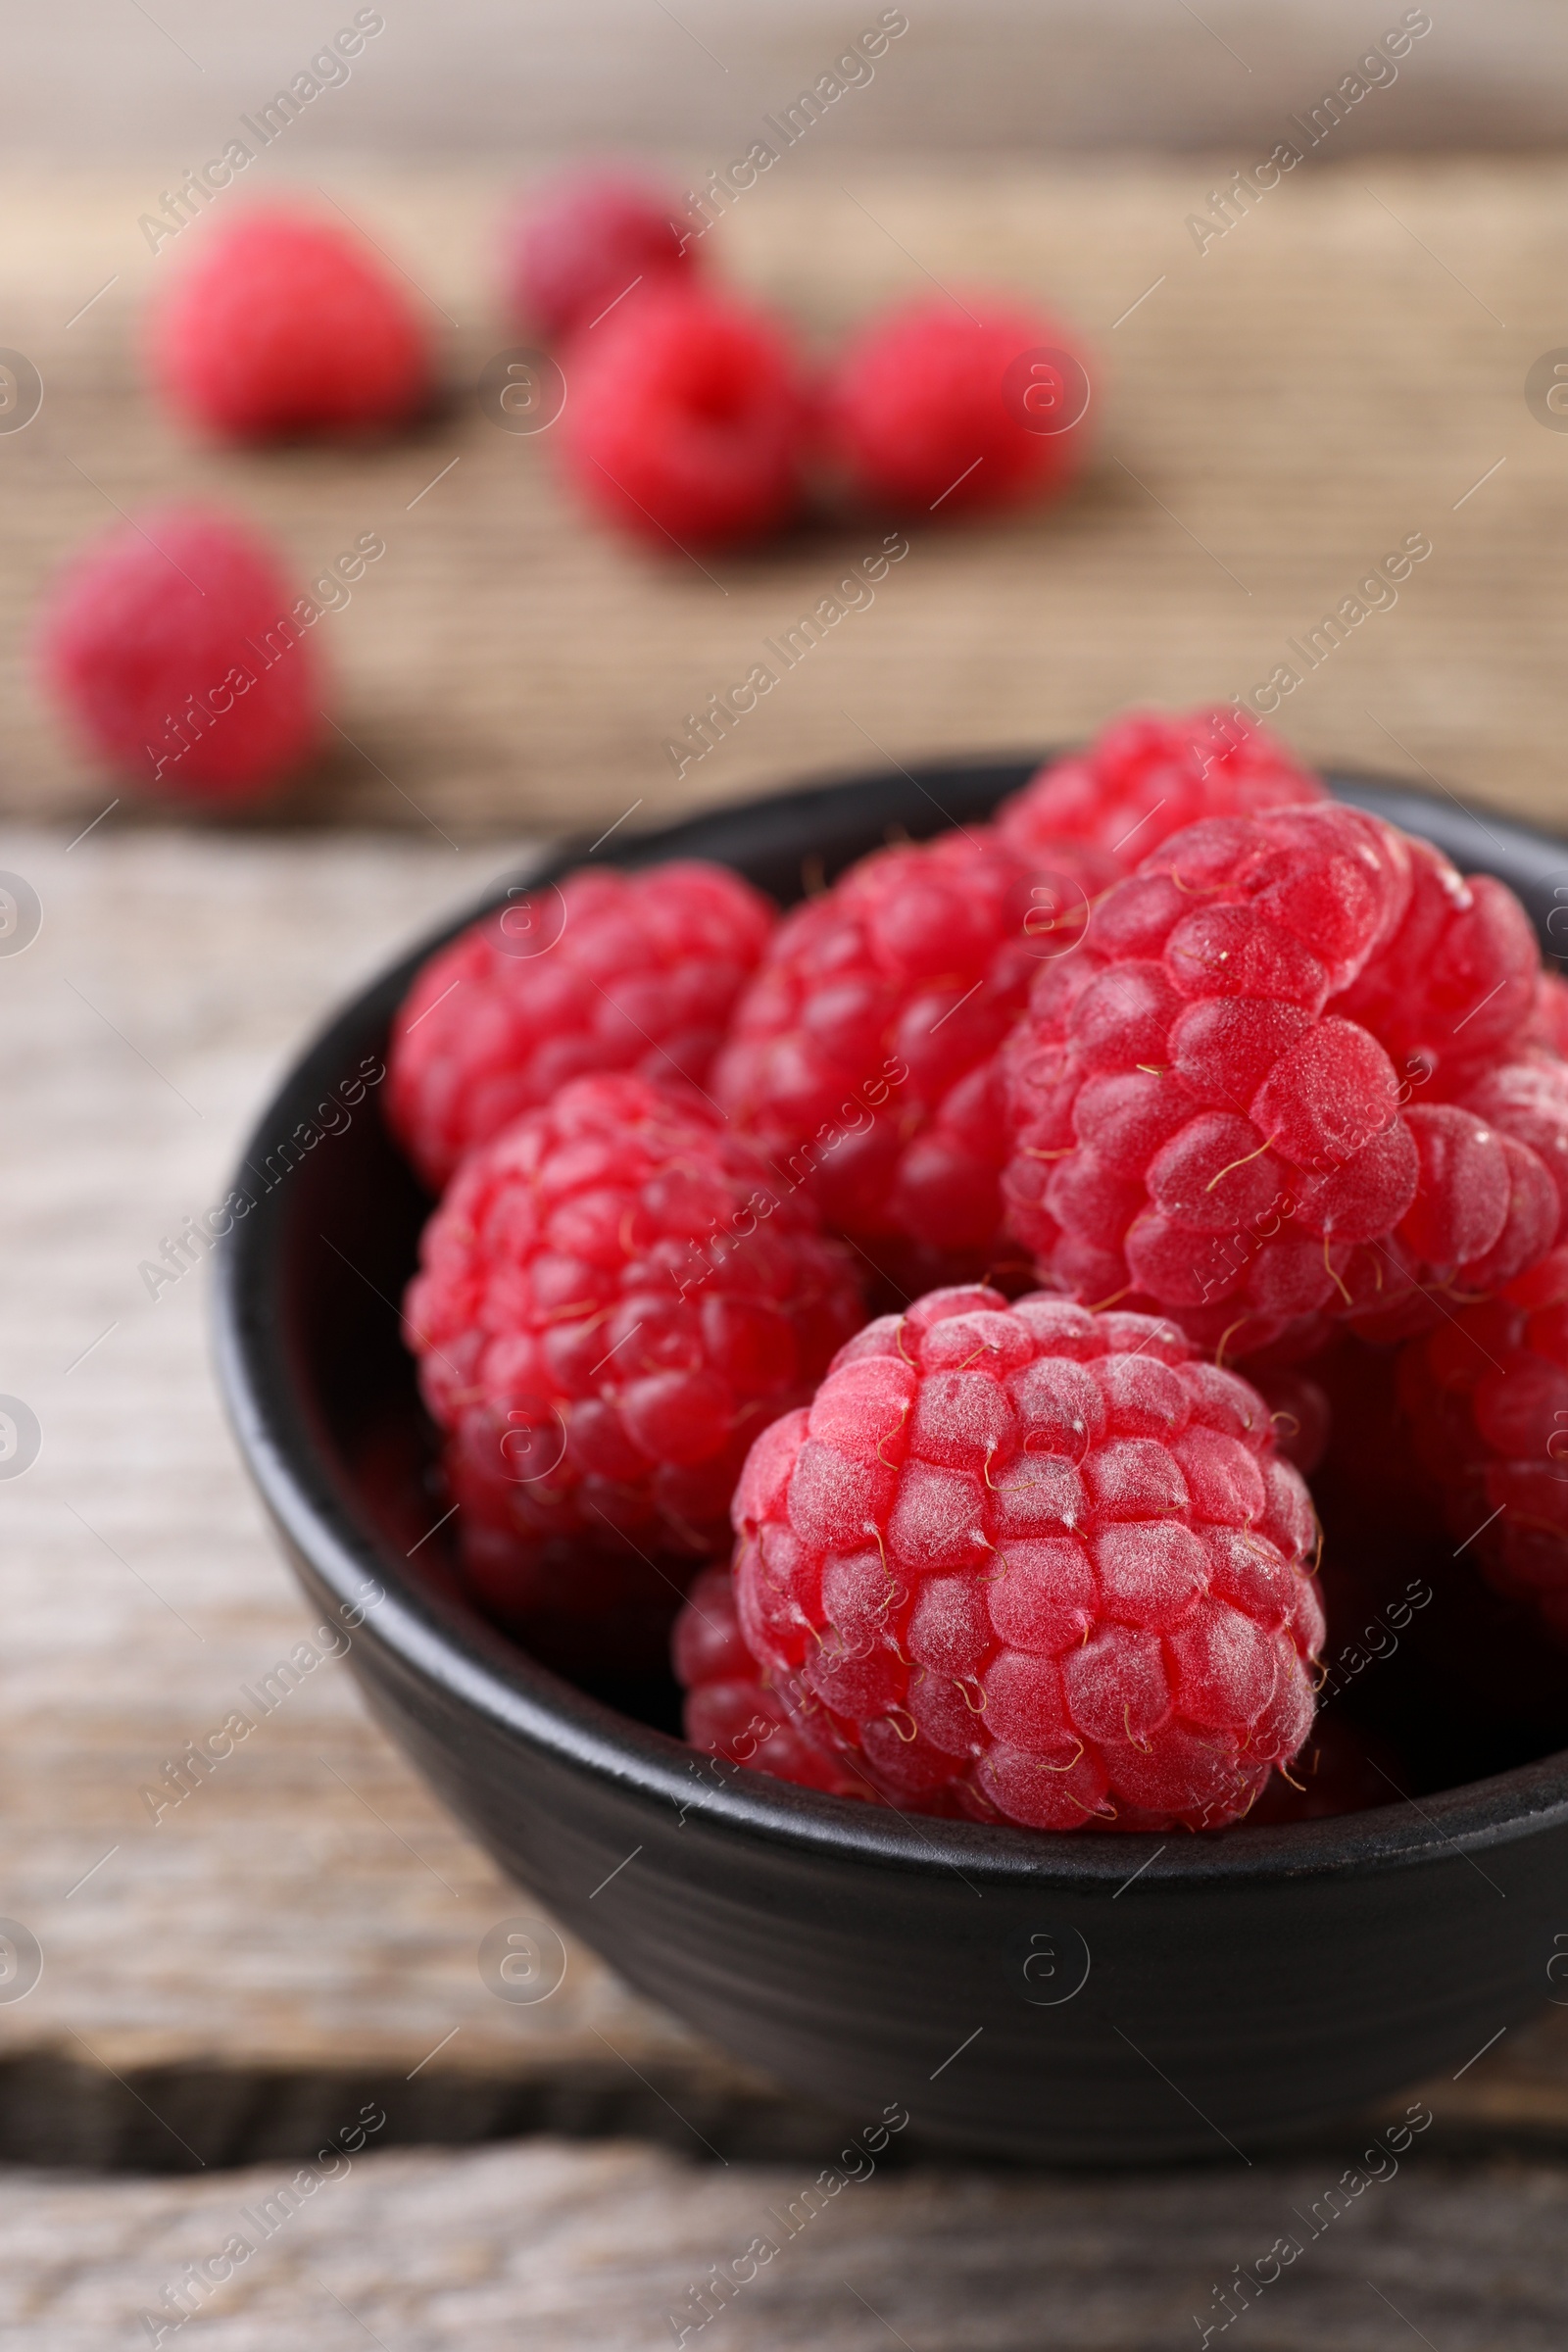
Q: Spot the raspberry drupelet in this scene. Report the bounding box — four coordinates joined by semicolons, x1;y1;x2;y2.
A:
556;280;806;550
1004;804;1567;1357
691;1286;1323;1832
504;168;696;340
36;503;321;804
711;827;1113;1295
389;860;775;1194
996;706;1324;874
1396;1247;1568;1645
150;210;431;441
404;1075;863;1656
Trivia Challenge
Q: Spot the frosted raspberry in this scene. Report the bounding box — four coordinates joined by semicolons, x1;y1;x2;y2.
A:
1396;1247;1568;1644
389;860;775;1193
404;1075;863;1651
1004;804;1559;1355
556;281;805;549
36;503;321;804
997;706;1323;873
505;169;695;339
712;827;1112;1293
151;210;431;440
713;1286;1322;1832
824;294;1091;514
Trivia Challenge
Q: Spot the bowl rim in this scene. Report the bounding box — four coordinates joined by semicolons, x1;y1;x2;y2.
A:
212;754;1568;1895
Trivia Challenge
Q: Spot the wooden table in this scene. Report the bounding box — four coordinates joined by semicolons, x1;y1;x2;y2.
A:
4;160;1568;842
4;163;1568;2343
7;2137;1568;2348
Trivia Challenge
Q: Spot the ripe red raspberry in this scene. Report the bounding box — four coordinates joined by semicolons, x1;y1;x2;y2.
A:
997;706;1323;873
505;169;695;340
709;1286;1322;1832
824;294;1091;515
1396;1247;1568;1643
36;503;321;804
389;859;775;1193
1004;805;1562;1357
712;827;1113;1295
674;1564;868;1798
1527;971;1568;1060
405;1075;863;1651
1462;1054;1568;1247
151;210;431;440
555;281;806;550
1332;832;1542;1099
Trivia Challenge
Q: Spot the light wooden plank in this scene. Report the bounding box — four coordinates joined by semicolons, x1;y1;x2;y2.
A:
2;2135;1566;2350
0;823;786;2161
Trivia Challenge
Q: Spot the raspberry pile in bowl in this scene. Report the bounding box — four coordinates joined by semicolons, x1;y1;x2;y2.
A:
386;708;1568;1834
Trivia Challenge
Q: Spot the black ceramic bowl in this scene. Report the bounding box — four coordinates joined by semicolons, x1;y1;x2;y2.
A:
215;759;1568;2165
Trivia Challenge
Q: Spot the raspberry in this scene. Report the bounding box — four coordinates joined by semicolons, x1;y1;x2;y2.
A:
555;281;805;550
1462;1054;1568;1248
36;503;321;804
1003;804;1561;1356
151;210;430;441
1396;1247;1568;1644
824;295;1091;515
674;1565;869;1797
1333;834;1541;1098
505;169;695;340
404;1075;863;1653
1527;971;1568;1059
389;859;774;1193
712;1286;1322;1831
997;707;1324;873
712;827;1112;1294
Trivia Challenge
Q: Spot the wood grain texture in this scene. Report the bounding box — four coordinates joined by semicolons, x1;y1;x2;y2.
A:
5;2136;1568;2350
0;821;801;2168
2;163;1568;844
